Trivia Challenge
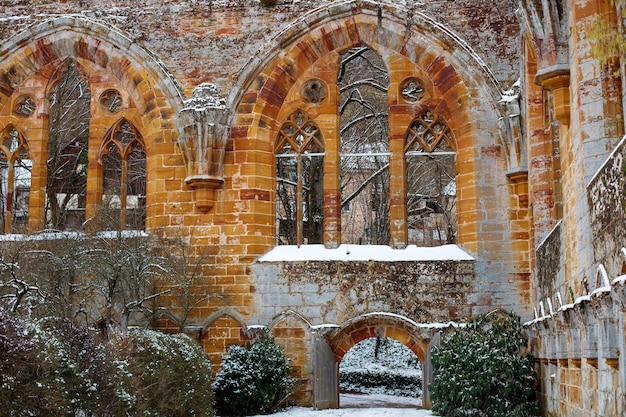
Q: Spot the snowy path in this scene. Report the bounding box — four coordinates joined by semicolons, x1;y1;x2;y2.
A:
264;408;434;417
339;393;422;408
249;394;434;417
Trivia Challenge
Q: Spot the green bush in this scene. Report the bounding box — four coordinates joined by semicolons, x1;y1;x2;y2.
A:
340;337;422;397
0;312;130;417
340;368;421;396
38;317;132;416
213;336;296;416
122;329;215;417
0;309;53;416
430;311;539;417
0;311;214;417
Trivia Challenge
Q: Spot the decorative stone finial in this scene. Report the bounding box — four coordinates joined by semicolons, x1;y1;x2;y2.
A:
178;83;230;212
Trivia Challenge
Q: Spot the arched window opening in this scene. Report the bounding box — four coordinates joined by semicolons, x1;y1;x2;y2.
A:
100;120;147;230
0;128;31;234
46;59;90;231
339;337;422;407
405;110;457;246
338;46;390;245
544;89;563;220
275;110;325;245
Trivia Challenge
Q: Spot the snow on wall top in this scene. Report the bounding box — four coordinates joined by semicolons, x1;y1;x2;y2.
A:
257;244;475;262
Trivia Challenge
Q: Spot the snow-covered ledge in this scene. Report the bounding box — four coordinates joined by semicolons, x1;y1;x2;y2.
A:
257;244;474;262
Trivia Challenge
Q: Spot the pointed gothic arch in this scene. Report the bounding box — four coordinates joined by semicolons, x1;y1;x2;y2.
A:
0;16;184;115
99;118;147;230
45;58;91;231
0;125;31;234
405;108;457;246
0;16;185;233
338;44;391;245
230;0;510;253
275;109;325;245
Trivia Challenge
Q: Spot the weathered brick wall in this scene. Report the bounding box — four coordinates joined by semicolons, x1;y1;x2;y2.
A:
252;258;476;326
526;285;626;417
0;0;521;95
0;0;537;408
588;137;626;279
535;221;566;306
249;253;478;405
520;0;626;415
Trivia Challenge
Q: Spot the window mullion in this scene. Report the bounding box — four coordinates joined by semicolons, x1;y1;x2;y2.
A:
120;157;128;230
296;153;303;246
5;160;14;233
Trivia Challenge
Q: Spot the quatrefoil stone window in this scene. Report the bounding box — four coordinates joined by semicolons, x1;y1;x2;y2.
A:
13;95;36;117
301;79;327;104
100;89;123;113
400;78;425;103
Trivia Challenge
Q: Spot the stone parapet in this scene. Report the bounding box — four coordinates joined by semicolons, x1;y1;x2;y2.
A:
525;267;626;417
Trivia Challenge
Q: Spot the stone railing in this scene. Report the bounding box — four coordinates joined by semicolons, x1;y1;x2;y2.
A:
588;135;626;278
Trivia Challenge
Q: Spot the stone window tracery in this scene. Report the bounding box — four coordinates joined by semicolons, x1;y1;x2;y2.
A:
0;56;151;235
13;95;36;117
0;127;31;234
302;79;327;104
100;120;147;231
100;89;123;113
275;110;325;245
405;109;457;246
400;78;425;103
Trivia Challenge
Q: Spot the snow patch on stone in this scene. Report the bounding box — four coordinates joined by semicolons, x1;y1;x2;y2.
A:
258;244;474;262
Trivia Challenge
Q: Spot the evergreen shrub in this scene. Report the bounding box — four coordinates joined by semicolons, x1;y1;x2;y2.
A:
38;317;132;416
0;310;214;417
430;311;540;417
0;312;130;417
122;329;215;417
340;368;422;396
213;336;296;416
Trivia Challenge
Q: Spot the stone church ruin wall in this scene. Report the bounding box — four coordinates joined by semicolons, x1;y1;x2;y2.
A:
2;0;626;414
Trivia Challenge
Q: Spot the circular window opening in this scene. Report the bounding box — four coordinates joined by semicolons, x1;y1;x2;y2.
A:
301;78;327;104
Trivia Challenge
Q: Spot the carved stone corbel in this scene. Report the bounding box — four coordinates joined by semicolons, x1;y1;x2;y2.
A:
178;83;230;211
499;80;527;173
537;68;571;126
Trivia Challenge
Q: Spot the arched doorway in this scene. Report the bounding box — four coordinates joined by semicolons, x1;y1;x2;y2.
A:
313;312;440;410
339;336;422;408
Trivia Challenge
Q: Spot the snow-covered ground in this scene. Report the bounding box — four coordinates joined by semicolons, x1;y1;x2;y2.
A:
251;394;434;417
248;338;433;417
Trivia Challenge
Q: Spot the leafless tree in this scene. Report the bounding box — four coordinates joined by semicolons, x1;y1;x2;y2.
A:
46;59;90;231
79;229;170;335
0;239;44;314
155;232;225;333
26;232;96;322
339;46;391;245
